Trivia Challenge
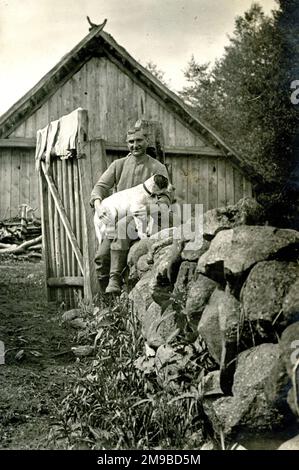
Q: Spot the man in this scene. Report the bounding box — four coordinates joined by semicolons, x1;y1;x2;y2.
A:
90;128;170;294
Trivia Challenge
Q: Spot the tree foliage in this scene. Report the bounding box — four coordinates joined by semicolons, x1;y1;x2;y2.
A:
145;60;168;86
179;2;298;196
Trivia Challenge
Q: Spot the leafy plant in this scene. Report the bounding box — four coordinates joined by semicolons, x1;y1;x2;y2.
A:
49;294;206;449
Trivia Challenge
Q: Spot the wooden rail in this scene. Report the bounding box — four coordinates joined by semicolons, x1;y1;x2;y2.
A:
0;137;224;157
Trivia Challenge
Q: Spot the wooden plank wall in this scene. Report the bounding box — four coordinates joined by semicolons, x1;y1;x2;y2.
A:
165;155;253;213
42;156;84;306
0;148;38;219
8;56;211;150
3;55;253;218
105;151;252;212
0;147;253;221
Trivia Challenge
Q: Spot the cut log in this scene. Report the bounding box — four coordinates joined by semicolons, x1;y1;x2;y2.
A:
47;276;84;287
0;242;18;249
27;244;42;251
0;235;42;254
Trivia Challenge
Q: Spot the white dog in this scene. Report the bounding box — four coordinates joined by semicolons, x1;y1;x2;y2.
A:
94;174;174;245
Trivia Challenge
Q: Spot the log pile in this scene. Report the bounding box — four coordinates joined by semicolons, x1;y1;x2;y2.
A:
0;205;42;260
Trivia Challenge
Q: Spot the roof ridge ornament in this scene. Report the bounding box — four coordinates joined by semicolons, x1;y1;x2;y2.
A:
86;16;107;32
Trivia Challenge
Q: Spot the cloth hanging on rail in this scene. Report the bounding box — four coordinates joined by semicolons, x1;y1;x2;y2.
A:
54;108;82;158
35;107;86;172
45;119;60;171
35;125;49;172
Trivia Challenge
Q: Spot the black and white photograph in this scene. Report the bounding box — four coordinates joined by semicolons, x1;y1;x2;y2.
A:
0;0;298;457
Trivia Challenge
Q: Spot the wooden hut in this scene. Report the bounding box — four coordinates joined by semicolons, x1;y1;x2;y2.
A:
0;23;259;221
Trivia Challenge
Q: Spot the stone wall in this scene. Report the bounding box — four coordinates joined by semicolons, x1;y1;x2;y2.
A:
128;197;299;448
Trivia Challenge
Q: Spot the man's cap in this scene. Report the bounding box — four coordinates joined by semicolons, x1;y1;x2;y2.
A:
126;128;148;140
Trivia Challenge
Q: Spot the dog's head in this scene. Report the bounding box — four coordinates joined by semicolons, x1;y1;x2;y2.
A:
145;174;176;205
153;174;169;190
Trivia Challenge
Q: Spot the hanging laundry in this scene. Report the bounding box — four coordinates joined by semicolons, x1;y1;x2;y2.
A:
35;125;49;171
54;107;84;158
44;119;60;172
35;107;87;172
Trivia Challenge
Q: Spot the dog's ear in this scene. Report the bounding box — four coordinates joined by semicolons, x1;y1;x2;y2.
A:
154;174;168;189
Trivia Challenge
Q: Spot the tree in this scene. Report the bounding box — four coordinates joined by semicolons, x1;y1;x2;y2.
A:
145;61;168;86
179;2;298;210
179;56;216;114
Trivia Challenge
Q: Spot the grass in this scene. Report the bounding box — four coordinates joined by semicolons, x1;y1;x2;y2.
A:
48;293;209;450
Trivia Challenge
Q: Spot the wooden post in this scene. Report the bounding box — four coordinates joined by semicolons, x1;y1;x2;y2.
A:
39;170;56;301
19;204;28;238
76;109;107;302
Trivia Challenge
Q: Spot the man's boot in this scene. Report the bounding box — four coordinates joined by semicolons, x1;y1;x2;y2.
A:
105;250;128;294
94;239;111;294
98;276;109;294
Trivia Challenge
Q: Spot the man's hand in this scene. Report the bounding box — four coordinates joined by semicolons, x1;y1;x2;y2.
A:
94;199;112;225
94;199;102;217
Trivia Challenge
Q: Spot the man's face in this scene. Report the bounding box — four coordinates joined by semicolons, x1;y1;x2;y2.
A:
127;131;148;158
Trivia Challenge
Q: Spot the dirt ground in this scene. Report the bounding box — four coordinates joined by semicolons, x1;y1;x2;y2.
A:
0;257;77;449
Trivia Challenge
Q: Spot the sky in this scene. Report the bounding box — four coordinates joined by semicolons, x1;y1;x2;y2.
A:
0;0;277;116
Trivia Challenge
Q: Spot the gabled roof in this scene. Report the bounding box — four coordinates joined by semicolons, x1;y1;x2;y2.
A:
0;22;261;184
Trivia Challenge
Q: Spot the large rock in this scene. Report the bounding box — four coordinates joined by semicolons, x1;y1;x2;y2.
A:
62;308;82;322
185;275;218;328
203;197;265;240
149;227;178;241
279;322;299;417
170;261;197;338
241;261;299;326
218;287;242;395
204;344;287;435
128;239;154;283
280;322;299;377
173;216;203;243
278;434;299;450
148;245;174;310
136;254;151;277
172;261;197;297
202;371;223;397
197;289;223;363
69;317;87;329
142;302;178;349
235;342;295;424
283;279;299;325
264;352;292;415
127;239;153;269
203;393;285;437
197;229;233;284
218;286;241;343
128;271;153;322
197;225;299;286
182;238;210;262
141;301;161;347
148;216;205;264
147;236;176;265
233;343;280;396
287;387;299;418
150;242;182;309
170;261;196;312
197;287;241;365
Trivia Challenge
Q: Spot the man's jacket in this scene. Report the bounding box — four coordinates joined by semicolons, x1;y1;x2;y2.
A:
90;153;169;206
